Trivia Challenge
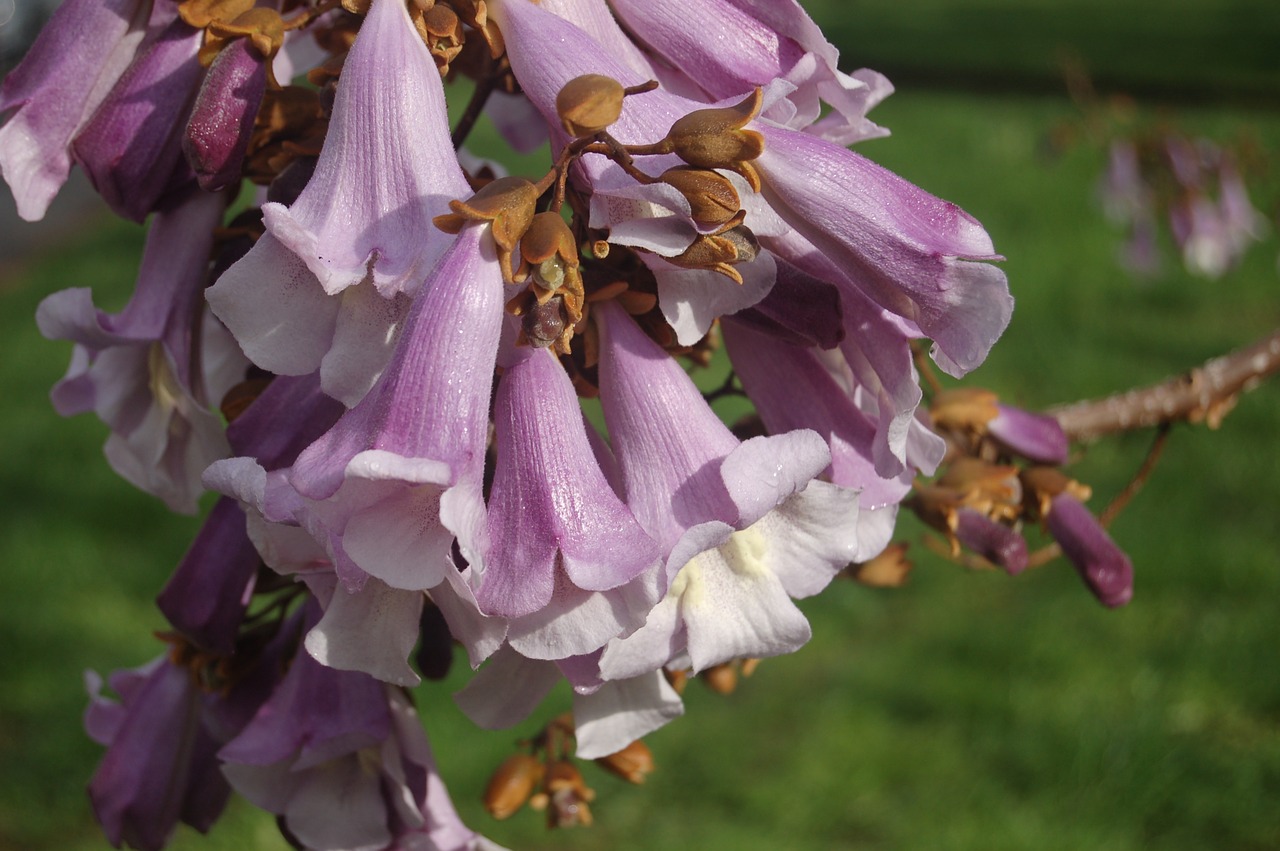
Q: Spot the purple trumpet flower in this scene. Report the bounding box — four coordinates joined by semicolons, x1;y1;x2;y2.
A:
218;648;413;850
479;347;663;659
36;188;245;513
84;658;231;851
608;0;892;143
722;318;915;560
593;302;862;678
71;9;204;221
261;0;470;298
287;225;502;594
756;128;1012;376
0;0;150;220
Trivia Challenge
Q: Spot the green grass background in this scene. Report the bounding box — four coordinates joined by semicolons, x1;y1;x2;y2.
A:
2;1;1279;849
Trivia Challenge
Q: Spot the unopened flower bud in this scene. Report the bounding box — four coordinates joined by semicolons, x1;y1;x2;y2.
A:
988;404;1069;464
183;37;267;190
850;542;913;588
593;739;654;785
659;166;741;227
664;89;765;190
556;74;625;137
702;662;738;694
668;224;759;284
519;212;579;290
1044;493;1134;607
413;3;464;71
953;508;1028;575
484;753;543;819
522;296;567;350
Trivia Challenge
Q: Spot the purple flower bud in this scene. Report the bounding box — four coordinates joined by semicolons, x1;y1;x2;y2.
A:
988;404;1069;465
71;16;204;220
1045;493;1134;608
954;508;1028;575
183;38;268;191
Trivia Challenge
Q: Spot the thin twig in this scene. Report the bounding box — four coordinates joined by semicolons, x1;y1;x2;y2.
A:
1048;327;1280;441
452;72;498;151
1097;423;1170;527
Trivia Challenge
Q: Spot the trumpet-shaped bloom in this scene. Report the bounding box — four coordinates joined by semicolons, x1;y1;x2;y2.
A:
608;0;891;143
85;659;231;851
593;303;861;677
0;0;149;220
756;128;1012;376
261;0;470;298
70;10;204;221
36;188;244;512
288;225;502;594
722;318;913;559
479;347;663;659
220;640;490;851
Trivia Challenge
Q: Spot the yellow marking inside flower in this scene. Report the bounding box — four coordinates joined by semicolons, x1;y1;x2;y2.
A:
669;526;769;608
147;343;184;417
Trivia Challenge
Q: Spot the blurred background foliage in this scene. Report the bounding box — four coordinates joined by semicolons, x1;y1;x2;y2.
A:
1;0;1278;849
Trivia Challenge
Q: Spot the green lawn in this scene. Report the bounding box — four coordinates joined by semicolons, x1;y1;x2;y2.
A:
2;4;1279;851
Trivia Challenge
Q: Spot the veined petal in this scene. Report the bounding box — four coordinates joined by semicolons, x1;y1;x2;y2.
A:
595;301;739;546
573;671;684;760
480;348;661;619
757;127;1012;375
0;0;150;220
262;0;470;297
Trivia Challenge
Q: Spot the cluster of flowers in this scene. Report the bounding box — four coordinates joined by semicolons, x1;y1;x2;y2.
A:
1100;133;1268;278
0;0;1132;847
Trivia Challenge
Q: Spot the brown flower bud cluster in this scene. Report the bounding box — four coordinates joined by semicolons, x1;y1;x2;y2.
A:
481;714;655;830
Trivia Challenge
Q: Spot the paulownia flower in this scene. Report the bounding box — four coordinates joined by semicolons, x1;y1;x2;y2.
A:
592;302;862;678
478;346;663;660
36;188;245;513
0;0;150;220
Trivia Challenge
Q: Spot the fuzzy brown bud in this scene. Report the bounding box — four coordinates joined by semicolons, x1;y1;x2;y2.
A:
556;74;626;137
664;89;764;190
667;224;759;284
178;0;254;29
200;7;285;64
702;662;738;695
484;754;544;820
850;542;913;588
544;761;595;828
937;457;1022;520
413;3;464;71
1020;466;1092;521
593;740;655;785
